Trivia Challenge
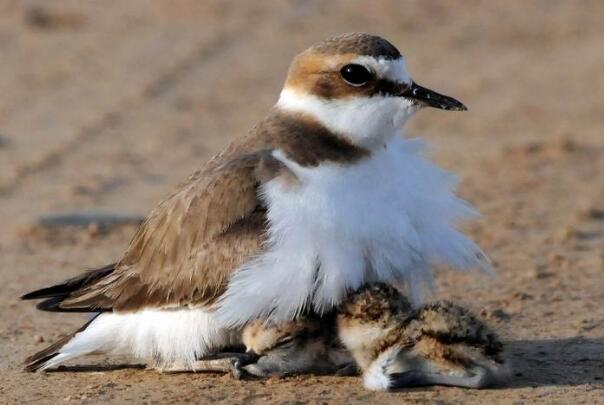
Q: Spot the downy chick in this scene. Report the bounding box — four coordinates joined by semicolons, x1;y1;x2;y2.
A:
337;283;508;391
160;314;353;377
241;313;354;377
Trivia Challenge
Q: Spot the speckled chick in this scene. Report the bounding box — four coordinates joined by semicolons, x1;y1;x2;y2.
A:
241;314;353;377
337;283;508;391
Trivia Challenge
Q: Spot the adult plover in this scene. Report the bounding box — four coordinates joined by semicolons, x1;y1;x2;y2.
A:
337;284;507;391
22;32;487;372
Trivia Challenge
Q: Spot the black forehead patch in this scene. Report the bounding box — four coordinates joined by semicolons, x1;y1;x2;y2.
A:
310;33;401;60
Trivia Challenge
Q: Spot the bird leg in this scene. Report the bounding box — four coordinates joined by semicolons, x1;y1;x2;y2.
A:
389;367;491;389
158;352;258;379
242;352;352;378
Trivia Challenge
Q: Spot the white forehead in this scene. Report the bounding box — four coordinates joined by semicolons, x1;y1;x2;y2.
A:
352;56;412;85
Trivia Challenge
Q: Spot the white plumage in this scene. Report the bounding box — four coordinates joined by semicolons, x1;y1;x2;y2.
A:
217;136;488;326
37;309;240;371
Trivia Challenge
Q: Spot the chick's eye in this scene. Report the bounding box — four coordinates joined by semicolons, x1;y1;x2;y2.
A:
340;64;373;86
274;336;294;348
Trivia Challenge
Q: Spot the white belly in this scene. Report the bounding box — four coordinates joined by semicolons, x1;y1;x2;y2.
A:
216;137;487;326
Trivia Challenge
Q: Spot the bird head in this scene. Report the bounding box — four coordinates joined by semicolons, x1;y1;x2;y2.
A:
277;33;466;148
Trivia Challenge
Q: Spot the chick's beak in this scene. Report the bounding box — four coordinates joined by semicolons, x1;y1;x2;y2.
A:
244;349;260;362
400;82;467;111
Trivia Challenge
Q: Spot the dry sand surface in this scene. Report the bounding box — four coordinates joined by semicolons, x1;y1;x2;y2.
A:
1;1;603;403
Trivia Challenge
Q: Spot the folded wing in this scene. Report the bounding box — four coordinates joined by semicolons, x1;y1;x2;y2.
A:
23;150;287;313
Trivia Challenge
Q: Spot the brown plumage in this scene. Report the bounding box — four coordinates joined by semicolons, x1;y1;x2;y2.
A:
285;53;410;100
309;33;401;60
42;151;274;312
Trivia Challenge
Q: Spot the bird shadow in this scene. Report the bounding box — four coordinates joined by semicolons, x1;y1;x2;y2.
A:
48;363;146;373
505;336;604;388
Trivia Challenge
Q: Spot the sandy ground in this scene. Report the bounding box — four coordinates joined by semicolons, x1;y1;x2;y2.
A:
1;0;603;403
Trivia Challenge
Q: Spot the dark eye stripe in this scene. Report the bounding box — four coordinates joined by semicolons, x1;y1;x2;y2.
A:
372;79;409;97
309;72;407;100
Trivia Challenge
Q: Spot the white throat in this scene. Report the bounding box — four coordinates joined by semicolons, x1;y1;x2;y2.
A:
277;89;419;149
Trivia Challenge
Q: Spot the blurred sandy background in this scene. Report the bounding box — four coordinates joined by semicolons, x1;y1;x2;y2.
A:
1;0;603;403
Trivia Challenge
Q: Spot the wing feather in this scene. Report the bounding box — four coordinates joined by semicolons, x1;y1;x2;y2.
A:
56;150;285;312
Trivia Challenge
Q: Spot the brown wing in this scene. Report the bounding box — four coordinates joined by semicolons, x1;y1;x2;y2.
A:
58;150;287;312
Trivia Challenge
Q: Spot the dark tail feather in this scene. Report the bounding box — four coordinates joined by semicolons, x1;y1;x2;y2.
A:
24;316;97;372
21;264;115;313
34;296;111;313
24;334;73;372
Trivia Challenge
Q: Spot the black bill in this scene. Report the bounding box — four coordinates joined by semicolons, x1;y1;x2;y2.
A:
401;82;467;111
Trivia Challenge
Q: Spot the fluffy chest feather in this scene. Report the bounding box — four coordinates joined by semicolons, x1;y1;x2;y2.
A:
216;137;486;326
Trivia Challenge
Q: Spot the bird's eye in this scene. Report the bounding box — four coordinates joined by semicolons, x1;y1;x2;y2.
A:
274;335;294;348
340;64;373;86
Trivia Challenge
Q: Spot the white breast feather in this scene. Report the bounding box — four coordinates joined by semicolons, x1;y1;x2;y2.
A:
216;137;489;326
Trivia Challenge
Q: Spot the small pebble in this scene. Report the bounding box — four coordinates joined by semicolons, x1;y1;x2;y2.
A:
585;208;604;220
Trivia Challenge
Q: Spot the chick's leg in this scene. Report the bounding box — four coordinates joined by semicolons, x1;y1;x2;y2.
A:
389;367;491;389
